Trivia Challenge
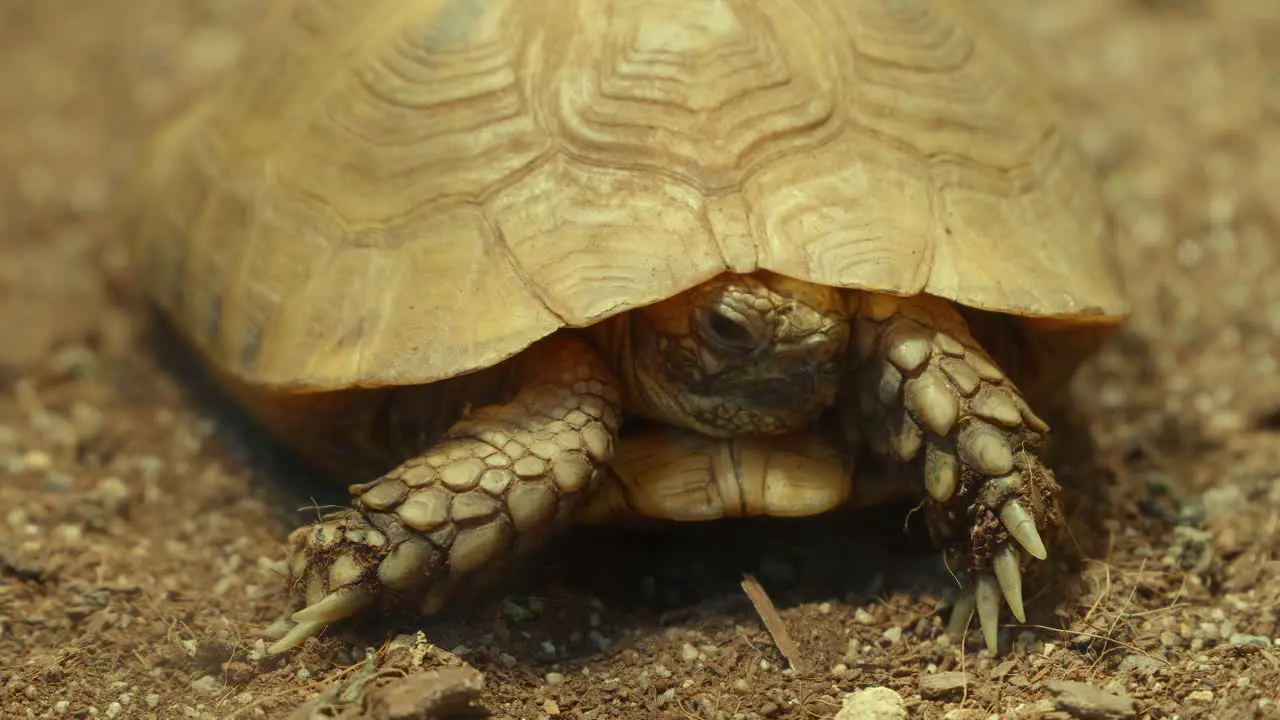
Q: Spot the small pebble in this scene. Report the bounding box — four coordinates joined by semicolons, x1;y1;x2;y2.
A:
56;523;83;542
943;710;987;720
1046;679;1137;719
1201;485;1245;519
189;676;219;695
1229;634;1272;648
835;686;906;720
881;626;902;643
43;472;74;491
919;671;975;701
1186;689;1214;704
588;630;612;650
544;672;564;685
1014;631;1042;654
22;450;52;470
680;643;699;662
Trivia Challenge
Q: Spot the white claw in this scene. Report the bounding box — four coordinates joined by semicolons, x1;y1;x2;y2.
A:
263;586;378;655
992;547;1025;622
266;619;327;655
290;585;378;625
946;589;977;639
975;574;1001;652
1000;501;1048;560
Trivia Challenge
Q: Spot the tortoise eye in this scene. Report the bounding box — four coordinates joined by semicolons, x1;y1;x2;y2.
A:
702;310;759;353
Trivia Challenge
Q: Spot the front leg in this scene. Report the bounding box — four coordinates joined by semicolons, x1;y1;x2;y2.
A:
847;292;1061;651
265;334;620;654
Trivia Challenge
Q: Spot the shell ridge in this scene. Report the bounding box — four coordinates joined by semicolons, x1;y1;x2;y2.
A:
482;211;572;327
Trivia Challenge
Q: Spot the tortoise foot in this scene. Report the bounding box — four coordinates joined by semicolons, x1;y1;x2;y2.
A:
935;450;1060;651
265;336;621;655
940;445;1060;650
265;510;386;654
850;292;1062;652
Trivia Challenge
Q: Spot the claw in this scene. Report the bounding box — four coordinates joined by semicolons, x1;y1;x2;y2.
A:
264;586;378;655
946;589;976;639
999;501;1047;560
266;619;329;655
291;585;377;625
975;573;1001;651
992;546;1025;622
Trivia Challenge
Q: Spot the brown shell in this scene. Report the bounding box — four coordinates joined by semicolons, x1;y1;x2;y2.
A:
125;0;1127;392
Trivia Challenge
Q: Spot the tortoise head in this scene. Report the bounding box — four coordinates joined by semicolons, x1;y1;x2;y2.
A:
626;272;849;437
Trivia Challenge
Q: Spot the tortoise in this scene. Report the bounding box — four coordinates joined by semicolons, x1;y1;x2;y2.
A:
123;0;1127;655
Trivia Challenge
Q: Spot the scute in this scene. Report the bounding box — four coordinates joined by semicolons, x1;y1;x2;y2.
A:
550;0;840;186
126;0;1126;391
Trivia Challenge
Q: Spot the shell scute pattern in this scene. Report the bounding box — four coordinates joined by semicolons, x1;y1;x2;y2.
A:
486;156;726;324
281;0;544;221
554;0;839;187
744;131;936;292
133;0;1125;393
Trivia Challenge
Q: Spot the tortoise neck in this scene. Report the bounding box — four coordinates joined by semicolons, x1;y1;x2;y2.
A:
581;314;661;422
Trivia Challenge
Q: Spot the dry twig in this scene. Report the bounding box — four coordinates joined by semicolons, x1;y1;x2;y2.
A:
740;573;805;674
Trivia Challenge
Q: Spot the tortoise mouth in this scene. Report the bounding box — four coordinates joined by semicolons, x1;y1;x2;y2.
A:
664;362;843;437
698;363;840;408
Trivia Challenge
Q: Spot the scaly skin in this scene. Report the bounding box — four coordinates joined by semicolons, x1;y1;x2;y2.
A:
265;334;622;653
267;272;1059;655
845;292;1059;651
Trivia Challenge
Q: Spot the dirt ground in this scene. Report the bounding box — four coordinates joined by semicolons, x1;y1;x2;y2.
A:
3;0;1280;718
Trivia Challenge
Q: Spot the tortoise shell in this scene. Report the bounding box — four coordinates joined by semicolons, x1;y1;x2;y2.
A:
126;0;1126;395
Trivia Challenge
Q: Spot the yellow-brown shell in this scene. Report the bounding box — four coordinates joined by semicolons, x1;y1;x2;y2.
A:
126;0;1127;392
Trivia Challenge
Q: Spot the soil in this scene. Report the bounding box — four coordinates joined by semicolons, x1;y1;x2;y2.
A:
3;0;1280;718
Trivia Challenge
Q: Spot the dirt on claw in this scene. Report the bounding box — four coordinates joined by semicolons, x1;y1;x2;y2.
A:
5;1;1280;718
